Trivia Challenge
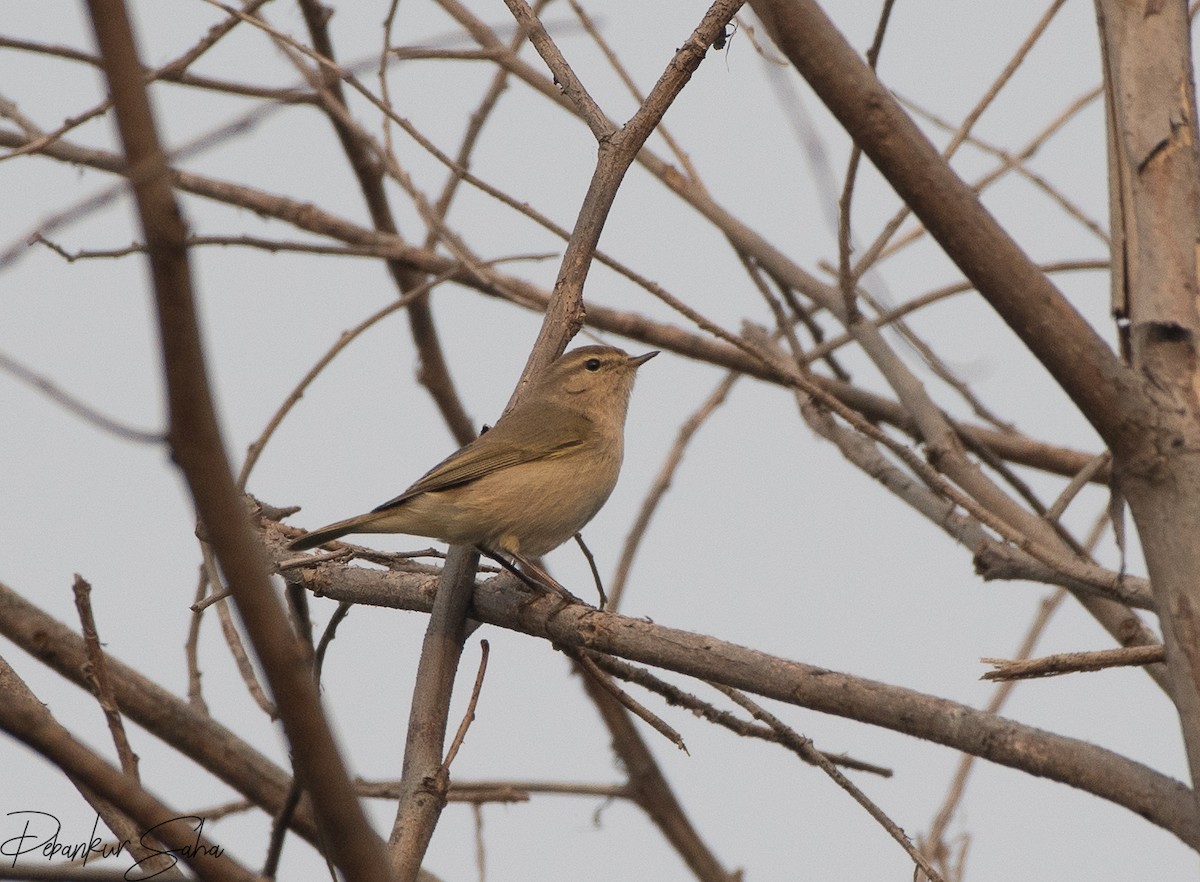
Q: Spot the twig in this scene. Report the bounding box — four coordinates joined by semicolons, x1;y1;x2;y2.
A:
609;371;739;611
357;777;629;802
185;565;211;713
262;782;304;879
572;533;608;609
836;0;895;321
1045;452;1112;524
72;575;140;780
588;652;891;776
0;346;162;443
713;685;945;882
200;542;276;717
192;585;232;612
32;232;559;264
574;650;688;753
313;602;353;684
983;644;1165;682
236;266;459;489
472;803;486;882
69;578;178;875
443;640;491;768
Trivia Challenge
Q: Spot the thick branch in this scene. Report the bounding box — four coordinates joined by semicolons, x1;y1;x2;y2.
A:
0;657;255;882
0;580;319;843
281;553;1200;851
1096;0;1200;787
83;3;390;879
747;0;1141;452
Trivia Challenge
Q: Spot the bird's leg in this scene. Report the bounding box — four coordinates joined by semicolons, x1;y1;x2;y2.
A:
476;546;539;591
513;553;585;605
476;547;581;604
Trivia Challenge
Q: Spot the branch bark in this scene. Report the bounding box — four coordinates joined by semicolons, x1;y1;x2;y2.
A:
1095;0;1200;786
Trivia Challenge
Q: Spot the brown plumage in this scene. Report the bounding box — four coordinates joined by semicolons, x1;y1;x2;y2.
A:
289;345;656;556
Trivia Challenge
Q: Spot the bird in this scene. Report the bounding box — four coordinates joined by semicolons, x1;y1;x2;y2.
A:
288;345;657;560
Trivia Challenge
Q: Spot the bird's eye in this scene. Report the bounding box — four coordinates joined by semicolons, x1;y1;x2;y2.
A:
585;358;601;372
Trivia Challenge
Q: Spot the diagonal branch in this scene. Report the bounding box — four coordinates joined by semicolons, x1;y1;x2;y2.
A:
747;0;1142;453
287;555;1200;851
82;3;392;880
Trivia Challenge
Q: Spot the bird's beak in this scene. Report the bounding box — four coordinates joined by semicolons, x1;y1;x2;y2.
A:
630;350;660;367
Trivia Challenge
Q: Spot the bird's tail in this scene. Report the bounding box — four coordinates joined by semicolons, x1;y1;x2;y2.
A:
288;510;393;551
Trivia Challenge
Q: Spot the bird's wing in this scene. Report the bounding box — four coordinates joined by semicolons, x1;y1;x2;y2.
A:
371;403;591;513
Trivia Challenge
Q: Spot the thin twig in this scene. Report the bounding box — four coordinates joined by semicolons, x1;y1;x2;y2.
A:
236;267;459;488
836;0;895;321
443;640;491;769
0;346;162;443
713;685;945;882
574;650;688;753
185;565;211;713
472;802;486;882
610;371;739;611
314;602;354;684
1045;453;1112;524
572;533;608;609
983;644;1165;682
72;575;140;780
200;541;276;718
588;652;891;776
262;783;304;879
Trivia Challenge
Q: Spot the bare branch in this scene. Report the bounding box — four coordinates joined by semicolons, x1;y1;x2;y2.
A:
0;346;162;444
82;3;392;878
290;557;1200;849
983;645;1166;682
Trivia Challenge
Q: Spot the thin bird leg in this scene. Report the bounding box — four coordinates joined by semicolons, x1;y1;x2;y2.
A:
476;547;581;604
513;553;585;605
475;546;538;590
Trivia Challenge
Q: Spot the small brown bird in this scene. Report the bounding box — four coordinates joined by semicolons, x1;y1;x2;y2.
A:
289;345;657;557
